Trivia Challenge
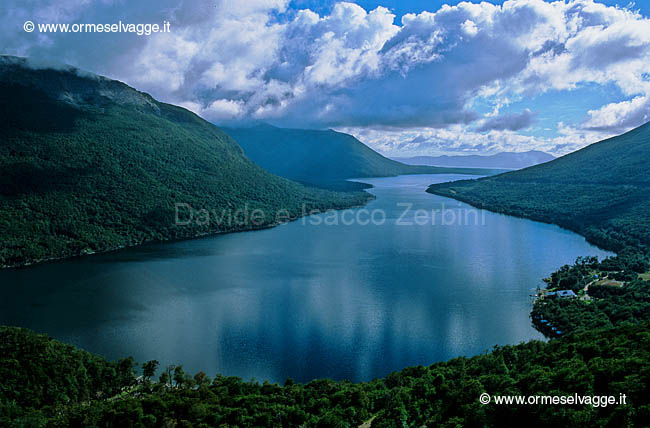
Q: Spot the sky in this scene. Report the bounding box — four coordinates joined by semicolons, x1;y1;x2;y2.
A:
2;0;650;157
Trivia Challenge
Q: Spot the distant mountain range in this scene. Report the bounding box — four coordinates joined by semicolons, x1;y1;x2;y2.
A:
393;151;554;169
0;56;370;267
224;124;501;190
428;121;650;253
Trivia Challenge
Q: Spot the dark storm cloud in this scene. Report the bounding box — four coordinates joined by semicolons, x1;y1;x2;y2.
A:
476;109;536;132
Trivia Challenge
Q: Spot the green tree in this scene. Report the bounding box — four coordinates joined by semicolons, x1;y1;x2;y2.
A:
173;365;186;388
142;360;159;381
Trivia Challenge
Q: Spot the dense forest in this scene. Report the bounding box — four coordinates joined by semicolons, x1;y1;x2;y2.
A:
224;124;501;190
2;322;649;427
0;57;371;268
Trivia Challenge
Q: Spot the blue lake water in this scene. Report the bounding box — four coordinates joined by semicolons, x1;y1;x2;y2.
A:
0;174;612;383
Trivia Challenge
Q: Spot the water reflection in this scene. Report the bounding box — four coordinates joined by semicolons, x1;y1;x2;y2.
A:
0;175;611;382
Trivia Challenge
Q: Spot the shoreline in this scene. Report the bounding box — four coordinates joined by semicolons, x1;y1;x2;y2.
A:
426;186;619;255
1;194;375;270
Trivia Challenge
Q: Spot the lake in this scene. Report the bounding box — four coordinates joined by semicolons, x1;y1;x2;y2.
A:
0;174;611;383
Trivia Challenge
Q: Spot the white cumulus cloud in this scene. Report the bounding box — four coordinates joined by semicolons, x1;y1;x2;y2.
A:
2;0;650;155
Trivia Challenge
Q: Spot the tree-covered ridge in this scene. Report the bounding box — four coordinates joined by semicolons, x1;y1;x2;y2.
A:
224;124;502;191
0;327;135;414
426;121;650;253
2;323;649;427
0;57;371;268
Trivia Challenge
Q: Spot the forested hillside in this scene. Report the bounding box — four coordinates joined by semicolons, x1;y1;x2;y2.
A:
0;56;370;268
427;121;650;253
2;323;649;427
224;124;500;190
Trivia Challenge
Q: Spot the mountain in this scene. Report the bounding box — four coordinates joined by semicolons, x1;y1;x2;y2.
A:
0;56;370;267
393;150;554;169
428;121;650;252
223;124;501;190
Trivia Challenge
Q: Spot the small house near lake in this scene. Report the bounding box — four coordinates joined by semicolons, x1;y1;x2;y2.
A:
547;290;577;298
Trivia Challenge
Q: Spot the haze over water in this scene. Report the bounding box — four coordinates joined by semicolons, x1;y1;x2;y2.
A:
0;175;611;382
